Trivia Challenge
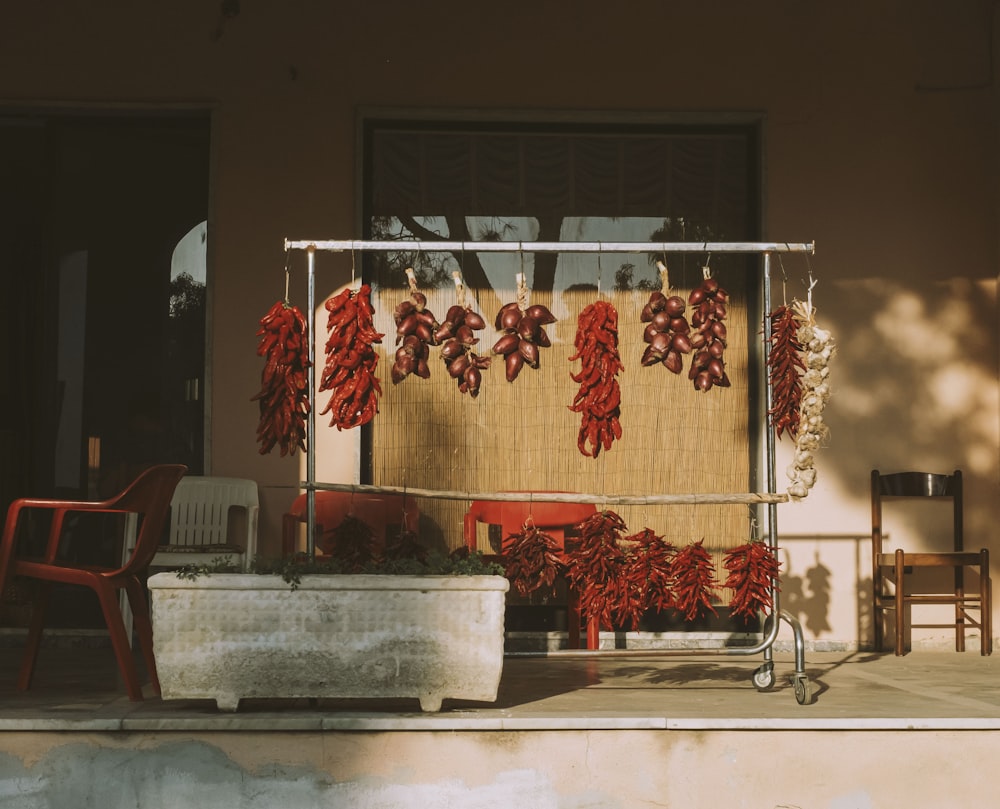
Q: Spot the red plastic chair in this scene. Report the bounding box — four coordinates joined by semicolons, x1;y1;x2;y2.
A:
0;464;187;701
463;497;599;649
281;490;420;558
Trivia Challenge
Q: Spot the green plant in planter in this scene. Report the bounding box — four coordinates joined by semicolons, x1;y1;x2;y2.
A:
174;549;504;590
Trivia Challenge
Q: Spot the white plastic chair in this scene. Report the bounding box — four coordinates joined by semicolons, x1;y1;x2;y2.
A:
121;475;259;643
149;476;259;570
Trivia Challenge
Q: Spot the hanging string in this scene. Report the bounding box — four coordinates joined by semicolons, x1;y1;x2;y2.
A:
283;247;291;304
596;248;603;296
452;270;467;308
516;270;528;310
776;253;789;306
656;259;670;292
803;264;818;317
747;504;760;543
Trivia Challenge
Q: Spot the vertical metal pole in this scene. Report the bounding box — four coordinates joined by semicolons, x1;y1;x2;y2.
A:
762;252;779;663
762;252;777;537
306;245;317;559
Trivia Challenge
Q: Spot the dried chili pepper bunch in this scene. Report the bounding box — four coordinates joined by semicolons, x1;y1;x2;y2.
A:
503;526;564;598
321;514;378;572
687;272;731;391
252;299;311;456
723;540;781;621
766;304;806;440
786;298;835;500
391;295;438;385
617;527;676;630
491;273;557;383
565;510;630;630
670;539;720;621
437;304;491;397
384;527;430;563
318;284;384;430
569;300;624;457
640;261;692;374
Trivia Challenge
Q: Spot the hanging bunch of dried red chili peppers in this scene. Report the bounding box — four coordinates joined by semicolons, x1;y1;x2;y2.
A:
670;539;720;621
723;540;781;620
619;527;676;628
766;304;806;440
569;301;624;457
318;283;384;430
384;526;430;564
564;510;630;629
321;514;378;571
502;526;564;598
598;527;671;630
252;298;311;456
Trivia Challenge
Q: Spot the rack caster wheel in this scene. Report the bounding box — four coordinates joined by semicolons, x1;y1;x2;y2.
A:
752;662;775;691
792;674;811;705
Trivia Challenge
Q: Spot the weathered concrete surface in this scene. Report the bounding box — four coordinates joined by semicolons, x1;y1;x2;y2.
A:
0;729;996;808
149;574;509;712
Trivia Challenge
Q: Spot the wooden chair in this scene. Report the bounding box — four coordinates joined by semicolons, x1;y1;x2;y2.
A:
0;464;187;700
281;490;420;558
871;469;992;655
463;497;598;649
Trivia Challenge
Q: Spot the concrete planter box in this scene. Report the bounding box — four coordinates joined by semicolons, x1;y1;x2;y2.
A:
148;572;509;712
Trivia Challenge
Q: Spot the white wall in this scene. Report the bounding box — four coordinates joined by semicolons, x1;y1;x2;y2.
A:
2;0;996;650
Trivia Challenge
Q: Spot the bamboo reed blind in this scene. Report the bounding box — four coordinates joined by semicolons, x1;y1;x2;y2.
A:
366;269;756;583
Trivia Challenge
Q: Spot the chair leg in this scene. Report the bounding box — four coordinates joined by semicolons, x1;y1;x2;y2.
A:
873;593;884;653
17;581;51;692
95;582;144;701
955;566;966;653
981;554;992;656
567;587;582;649
894;550;905;656
124;576;159;694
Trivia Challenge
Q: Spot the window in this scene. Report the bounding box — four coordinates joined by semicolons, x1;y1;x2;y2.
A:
359;115;762;574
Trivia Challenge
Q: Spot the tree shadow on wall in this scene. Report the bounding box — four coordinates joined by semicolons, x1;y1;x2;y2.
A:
808;274;997;564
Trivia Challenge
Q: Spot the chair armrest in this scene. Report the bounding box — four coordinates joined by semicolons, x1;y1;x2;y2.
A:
4;498;134;563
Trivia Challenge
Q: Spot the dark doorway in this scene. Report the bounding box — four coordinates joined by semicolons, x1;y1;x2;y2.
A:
0;112;210;627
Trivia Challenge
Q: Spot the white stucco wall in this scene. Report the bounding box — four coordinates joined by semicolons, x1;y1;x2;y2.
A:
1;0;997;651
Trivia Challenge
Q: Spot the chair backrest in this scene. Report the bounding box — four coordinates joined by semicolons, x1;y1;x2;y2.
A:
871;469;963;556
289;491;419;554
167;476;260;554
463;496;598;551
118;465;189;572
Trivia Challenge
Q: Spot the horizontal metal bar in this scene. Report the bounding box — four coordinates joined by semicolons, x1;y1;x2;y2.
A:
284;239;815;255
304;481;788;506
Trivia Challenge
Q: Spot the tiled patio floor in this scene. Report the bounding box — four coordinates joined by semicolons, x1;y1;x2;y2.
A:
2;639;1000;732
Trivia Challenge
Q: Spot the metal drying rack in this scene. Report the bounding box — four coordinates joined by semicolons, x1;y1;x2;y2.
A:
283;238;817;704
